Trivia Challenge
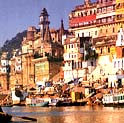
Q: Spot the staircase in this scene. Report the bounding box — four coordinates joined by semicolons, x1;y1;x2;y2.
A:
87;55;116;82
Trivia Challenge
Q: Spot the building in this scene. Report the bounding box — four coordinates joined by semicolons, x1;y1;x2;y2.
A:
0;52;10;91
21;8;65;89
62;0;124;85
0;8;67;91
1;1;124;91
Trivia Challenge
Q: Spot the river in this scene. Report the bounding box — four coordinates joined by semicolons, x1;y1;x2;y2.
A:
2;105;124;123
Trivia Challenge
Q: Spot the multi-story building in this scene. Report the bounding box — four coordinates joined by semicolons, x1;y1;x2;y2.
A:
69;0;97;39
0;52;10;91
63;0;98;83
21;8;65;89
63;0;124;85
1;1;124;91
9;50;22;89
0;8;67;91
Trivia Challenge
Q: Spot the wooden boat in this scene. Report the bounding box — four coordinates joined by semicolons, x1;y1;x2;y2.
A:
56;98;87;107
102;93;124;106
56;100;87;106
0;112;12;123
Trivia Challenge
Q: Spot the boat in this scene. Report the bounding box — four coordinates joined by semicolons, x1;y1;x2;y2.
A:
0;112;12;123
102;93;124;106
31;101;49;107
48;98;60;106
26;97;49;107
56;98;87;107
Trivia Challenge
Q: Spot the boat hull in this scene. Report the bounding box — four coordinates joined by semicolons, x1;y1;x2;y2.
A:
30;101;49;107
103;102;124;107
56;101;87;107
0;112;12;123
102;93;124;107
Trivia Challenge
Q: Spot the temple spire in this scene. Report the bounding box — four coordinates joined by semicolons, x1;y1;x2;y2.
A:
58;19;65;43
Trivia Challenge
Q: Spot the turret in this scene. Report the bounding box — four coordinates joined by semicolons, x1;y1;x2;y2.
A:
39;8;51;41
27;26;36;40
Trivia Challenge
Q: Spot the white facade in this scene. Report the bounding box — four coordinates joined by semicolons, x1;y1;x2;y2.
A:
75;27;98;39
116;28;124;46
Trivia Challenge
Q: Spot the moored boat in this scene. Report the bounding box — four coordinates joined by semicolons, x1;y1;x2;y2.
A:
26;97;49;107
48;98;60;106
30;101;49;107
56;98;87;107
102;93;124;106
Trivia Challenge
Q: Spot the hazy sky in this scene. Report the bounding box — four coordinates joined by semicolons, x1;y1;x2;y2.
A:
0;0;96;46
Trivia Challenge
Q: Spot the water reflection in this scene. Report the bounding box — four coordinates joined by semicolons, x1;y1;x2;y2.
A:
2;106;124;123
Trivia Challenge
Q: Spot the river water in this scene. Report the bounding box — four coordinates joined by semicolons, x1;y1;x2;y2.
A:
2;105;124;123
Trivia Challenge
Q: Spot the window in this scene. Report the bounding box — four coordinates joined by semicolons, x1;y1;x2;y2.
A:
94;10;96;14
90;10;92;15
114;61;116;68
113;28;115;33
81;12;83;17
108;47;110;53
101;48;102;54
81;62;82;68
89;32;90;36
91;62;93;66
100;29;102;33
95;31;97;35
122;48;124;57
85;12;87;16
118;61;120;68
102;18;106;23
106;29;108;33
82;33;84;37
78;13;80;17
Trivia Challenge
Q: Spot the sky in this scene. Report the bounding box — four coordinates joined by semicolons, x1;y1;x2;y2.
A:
0;0;96;46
